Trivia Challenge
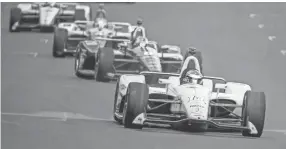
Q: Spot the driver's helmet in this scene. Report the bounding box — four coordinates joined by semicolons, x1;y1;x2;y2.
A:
182;70;203;85
136;36;148;47
188;46;197;54
97;21;105;30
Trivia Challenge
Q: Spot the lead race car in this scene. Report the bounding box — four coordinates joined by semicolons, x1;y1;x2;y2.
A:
9;2;91;32
113;55;266;137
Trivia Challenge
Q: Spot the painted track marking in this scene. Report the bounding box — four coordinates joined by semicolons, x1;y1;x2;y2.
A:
1;112;112;122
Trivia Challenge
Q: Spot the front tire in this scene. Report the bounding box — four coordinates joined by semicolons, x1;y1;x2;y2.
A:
74;52;84;78
53;28;67;58
94;47;114;82
122;82;149;129
242;91;266;137
9;8;21;32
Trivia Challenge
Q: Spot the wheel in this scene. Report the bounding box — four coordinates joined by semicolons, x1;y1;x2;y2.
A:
74;9;87;21
9;8;21;32
122;82;149;129
74;51;84;78
113;80;122;123
242;91;266;137
53;28;67;58
94;47;114;82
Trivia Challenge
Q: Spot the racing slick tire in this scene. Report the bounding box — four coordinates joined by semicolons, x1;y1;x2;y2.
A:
113;80;122;123
53;28;67;58
9;8;21;32
242;91;266;137
74;9;88;21
94;47;114;82
74;51;85;78
122;82;148;129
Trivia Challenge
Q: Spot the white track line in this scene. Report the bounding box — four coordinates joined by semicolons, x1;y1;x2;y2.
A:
1;112;112;122
1;120;20;126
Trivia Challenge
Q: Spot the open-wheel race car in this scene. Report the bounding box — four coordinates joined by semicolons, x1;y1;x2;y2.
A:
10;2;91;32
74;37;133;81
74;37;166;82
53;20;115;57
113;55;266;137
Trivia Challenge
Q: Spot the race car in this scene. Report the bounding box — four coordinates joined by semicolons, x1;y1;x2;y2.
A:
113;55;266;137
9;2;91;32
74;36;165;81
74;37;135;81
148;42;183;73
53;20;114;57
109;22;133;40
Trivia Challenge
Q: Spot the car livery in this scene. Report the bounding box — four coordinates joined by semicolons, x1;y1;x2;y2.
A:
9;2;91;32
113;55;266;138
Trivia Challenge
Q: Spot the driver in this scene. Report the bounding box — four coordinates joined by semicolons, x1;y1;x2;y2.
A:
180;69;203;85
95;3;107;19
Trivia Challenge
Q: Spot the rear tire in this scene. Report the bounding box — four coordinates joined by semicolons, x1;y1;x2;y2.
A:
242;91;266;137
94;47;114;82
9;8;21;32
74;9;87;21
53;28;67;58
123;82;148;129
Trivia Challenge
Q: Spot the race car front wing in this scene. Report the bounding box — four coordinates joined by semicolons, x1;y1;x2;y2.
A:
132;98;258;135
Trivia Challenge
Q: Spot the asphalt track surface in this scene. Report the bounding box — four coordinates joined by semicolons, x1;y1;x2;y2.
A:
2;2;286;149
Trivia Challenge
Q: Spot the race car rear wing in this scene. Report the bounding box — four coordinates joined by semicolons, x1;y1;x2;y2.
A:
93;37;130;43
140;71;180;77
